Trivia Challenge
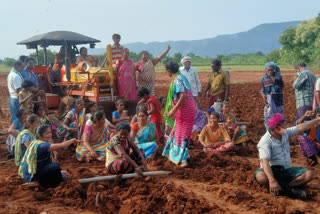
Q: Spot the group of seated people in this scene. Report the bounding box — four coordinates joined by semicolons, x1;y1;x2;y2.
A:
6;82;251;189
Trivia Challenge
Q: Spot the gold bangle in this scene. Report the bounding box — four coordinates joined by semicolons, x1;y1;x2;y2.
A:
269;178;276;183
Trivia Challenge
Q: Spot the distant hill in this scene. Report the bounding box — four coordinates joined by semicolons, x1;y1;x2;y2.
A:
90;21;300;57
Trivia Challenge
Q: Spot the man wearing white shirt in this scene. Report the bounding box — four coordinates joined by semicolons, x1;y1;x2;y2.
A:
7;60;24;120
179;57;202;109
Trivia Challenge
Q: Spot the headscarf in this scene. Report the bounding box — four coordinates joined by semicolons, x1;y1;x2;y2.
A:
267;113;285;129
15;129;35;166
264;62;281;80
181;57;191;65
164;72;181;127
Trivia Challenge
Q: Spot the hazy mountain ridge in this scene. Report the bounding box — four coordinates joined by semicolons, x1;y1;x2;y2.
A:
90;21;300;57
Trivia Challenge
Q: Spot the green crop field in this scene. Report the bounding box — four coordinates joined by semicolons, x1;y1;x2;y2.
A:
155;64;294;72
0;64;10;73
0;63;296;73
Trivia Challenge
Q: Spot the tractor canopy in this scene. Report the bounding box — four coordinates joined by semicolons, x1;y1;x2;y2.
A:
17;31;100;48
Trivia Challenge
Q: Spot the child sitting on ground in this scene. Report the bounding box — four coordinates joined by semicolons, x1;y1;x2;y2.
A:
199;112;234;156
33;103;58;134
224;114;249;147
112;100;130;125
219;102;236;122
18;79;44;113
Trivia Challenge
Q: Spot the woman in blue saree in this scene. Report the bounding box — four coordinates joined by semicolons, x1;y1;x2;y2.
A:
130;109;159;158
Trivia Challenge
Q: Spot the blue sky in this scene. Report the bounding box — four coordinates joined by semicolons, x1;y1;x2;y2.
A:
1;0;319;58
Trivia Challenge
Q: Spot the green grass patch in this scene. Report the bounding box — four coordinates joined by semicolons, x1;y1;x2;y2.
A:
155;64;294;72
0;64;10;73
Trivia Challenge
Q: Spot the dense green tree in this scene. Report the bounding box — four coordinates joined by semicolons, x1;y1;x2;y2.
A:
279;13;320;65
2;57;16;67
29;49;56;65
173;53;183;63
266;50;280;63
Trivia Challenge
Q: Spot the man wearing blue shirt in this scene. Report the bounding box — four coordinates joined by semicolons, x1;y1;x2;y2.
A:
21;57;48;114
254;113;316;199
21;57;38;86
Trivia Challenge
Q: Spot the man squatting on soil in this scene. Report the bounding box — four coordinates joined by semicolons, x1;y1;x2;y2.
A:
254;113;315;199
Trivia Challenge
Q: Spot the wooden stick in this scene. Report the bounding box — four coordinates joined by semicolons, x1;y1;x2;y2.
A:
0;159;14;164
78;170;172;184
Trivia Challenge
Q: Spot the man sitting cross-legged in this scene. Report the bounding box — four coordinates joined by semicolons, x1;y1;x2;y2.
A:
254;113;315;200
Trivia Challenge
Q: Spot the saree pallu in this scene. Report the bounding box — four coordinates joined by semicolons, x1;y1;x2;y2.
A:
233;125;249;144
192;110;208;133
76;127;108;161
162;92;196;164
264;94;284;127
136;60;155;96
296;105;312;122
135;123;158;158
117;59;137;100
298;136;319;158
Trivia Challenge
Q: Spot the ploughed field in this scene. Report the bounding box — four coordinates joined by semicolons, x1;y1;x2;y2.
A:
1;70;320;213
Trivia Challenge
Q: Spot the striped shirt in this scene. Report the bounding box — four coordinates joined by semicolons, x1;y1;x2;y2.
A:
293;68;316;109
111;45;124;63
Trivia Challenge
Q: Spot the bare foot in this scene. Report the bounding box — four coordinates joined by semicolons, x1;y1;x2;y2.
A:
61;170;71;180
97;156;104;162
86;157;93;163
180;162;188;168
21;182;39;190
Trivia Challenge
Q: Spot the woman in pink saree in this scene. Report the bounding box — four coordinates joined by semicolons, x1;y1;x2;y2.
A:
114;48;137;100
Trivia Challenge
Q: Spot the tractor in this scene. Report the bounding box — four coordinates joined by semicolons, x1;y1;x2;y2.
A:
17;31;138;120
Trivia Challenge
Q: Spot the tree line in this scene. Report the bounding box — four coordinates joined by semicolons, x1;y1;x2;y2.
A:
0;50;276;67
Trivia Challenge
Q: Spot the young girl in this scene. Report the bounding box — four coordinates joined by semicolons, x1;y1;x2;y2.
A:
112;100;130;125
199;112;234;156
219;102;236;122
33;103;57;134
224;114;249;146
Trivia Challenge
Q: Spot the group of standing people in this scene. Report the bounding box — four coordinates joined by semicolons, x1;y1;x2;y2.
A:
256;61;320;199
